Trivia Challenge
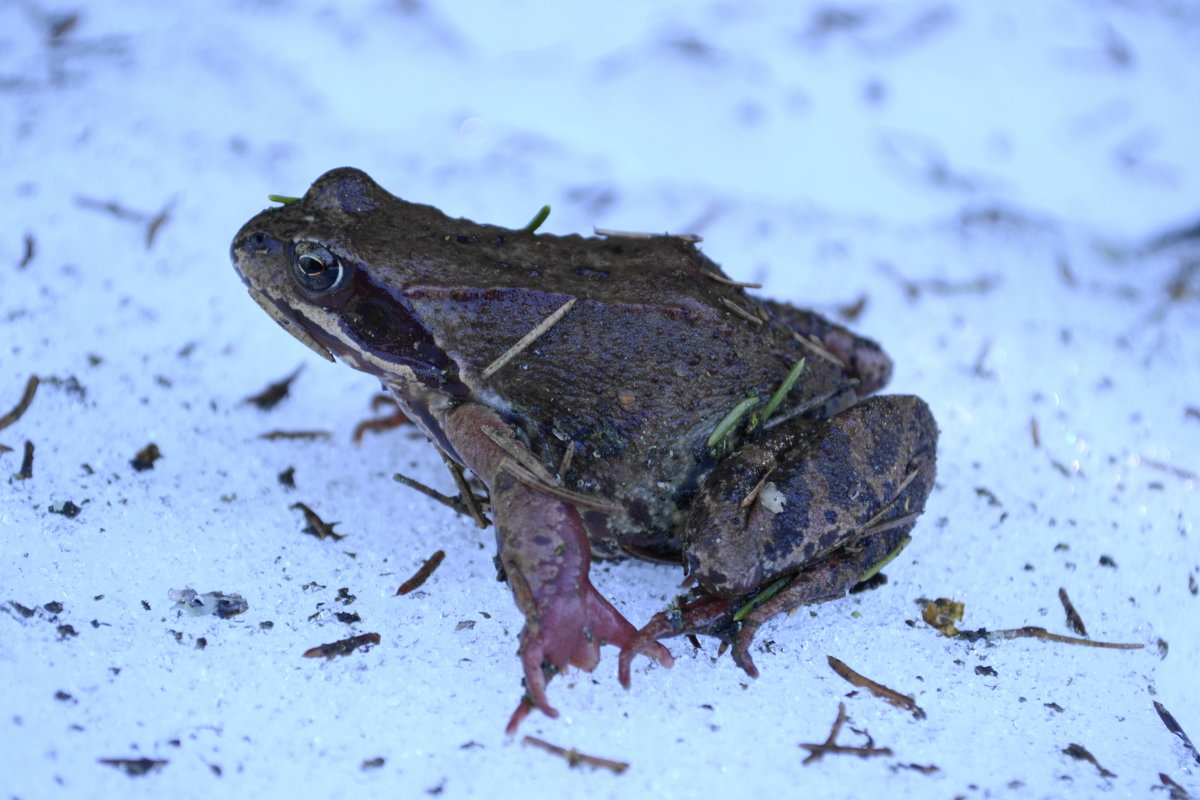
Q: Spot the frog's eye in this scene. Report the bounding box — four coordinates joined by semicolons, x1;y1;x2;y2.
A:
291;241;347;294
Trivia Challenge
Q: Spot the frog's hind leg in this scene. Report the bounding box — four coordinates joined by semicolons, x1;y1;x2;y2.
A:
620;395;937;682
720;522;916;677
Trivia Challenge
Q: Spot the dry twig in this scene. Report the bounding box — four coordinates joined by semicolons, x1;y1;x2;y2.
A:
827;655;926;719
522;736;629;774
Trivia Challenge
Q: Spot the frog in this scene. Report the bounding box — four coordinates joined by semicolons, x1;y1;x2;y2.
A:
230;168;938;730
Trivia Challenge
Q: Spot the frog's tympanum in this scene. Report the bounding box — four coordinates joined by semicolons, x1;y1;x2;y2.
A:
231;168;938;730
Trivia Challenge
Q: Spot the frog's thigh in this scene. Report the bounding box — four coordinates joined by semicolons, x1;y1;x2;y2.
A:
684;395;937;598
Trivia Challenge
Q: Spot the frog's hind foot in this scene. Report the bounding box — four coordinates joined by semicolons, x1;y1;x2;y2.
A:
618;594;731;687
620;527;919;681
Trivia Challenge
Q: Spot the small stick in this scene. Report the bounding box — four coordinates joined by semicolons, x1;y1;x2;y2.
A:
18;233;35;268
440;453;491;529
827;655;926;719
259;430;332;441
396;550;446;595
972;626;1142;649
1058;587;1088;636
556;440;576;481
740;466;777;508
701;270;761;289
1137;457;1199;482
720;297;764;325
0;375;39;431
521;736;629;775
792;332;845;368
800;702;894;765
481;298;577;380
145;204;171;249
593;227;702;243
393;471;482;519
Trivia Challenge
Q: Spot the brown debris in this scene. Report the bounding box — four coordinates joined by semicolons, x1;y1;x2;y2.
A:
836;294;868;322
827;655;926;719
302;632;381;659
130;443;162;472
75;195;172;250
972;338;994;377
965;626;1142;650
243;366;304;410
98;758;168;776
395;550;446;595
145;205;171;249
521;736;629;775
1159;773;1194;800
923;596;1139;649
1154;700;1200;766
1058;587;1088;636
1029;416;1041;448
258;430;332;441
290;502;345;541
800;702;894;765
891;762;940;775
921;598;964;637
15;440;35;480
0;375;39;431
19;233;35;269
1137;456;1198;482
1061;743;1116;778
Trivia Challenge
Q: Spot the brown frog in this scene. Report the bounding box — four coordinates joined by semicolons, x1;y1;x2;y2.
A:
230;168;938;729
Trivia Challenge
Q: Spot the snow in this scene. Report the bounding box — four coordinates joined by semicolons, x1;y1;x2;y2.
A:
1;1;1198;798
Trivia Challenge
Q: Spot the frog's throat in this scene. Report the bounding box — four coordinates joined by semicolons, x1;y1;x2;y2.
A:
245;287;334;362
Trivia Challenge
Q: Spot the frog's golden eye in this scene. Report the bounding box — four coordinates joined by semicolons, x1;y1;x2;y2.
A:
291;240;346;294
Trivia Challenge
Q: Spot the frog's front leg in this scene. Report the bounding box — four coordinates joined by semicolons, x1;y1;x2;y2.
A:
442;403;673;729
620;394;937;682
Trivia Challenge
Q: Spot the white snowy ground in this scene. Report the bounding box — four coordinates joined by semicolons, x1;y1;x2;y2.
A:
2;1;1198;798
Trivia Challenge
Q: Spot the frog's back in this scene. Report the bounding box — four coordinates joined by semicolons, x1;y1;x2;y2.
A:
395;228;856;545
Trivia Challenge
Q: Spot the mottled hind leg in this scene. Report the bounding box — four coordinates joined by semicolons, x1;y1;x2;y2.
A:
620;395;936;681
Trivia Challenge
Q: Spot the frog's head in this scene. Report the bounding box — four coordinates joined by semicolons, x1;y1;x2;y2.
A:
230;167;461;393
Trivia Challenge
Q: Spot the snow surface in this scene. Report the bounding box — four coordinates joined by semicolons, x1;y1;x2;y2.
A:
2;1;1198;798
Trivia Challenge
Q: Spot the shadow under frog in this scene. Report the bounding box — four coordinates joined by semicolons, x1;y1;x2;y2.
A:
231;168;938;731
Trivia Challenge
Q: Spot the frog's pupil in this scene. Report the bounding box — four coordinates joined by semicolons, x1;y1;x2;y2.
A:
298;255;325;276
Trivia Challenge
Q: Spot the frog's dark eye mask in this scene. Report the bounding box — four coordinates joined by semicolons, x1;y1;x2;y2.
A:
291;240;350;294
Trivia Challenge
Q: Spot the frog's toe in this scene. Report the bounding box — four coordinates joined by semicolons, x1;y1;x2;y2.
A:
509;582;662;729
729;622;763;679
617;623;676;688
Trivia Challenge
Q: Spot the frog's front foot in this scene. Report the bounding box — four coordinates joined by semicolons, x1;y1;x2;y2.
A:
502;506;673;731
505;554;674;732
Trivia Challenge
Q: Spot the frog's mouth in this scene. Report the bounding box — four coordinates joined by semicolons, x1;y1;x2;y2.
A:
245;286;335;362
